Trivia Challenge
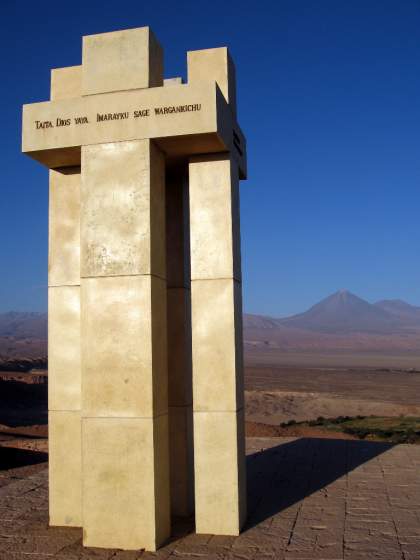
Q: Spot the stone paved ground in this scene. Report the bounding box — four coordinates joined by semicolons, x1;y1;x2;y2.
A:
0;437;419;560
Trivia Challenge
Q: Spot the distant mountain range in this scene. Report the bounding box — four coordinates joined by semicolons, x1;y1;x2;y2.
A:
0;311;47;339
0;312;47;359
244;290;420;354
244;290;420;334
1;290;420;358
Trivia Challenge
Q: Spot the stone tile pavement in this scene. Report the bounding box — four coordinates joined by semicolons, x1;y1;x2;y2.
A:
0;437;419;559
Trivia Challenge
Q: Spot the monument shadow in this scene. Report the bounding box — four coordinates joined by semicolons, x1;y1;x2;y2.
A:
0;379;47;428
0;446;48;472
244;436;394;530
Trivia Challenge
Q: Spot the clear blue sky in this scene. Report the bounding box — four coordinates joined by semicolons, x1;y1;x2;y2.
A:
2;0;420;316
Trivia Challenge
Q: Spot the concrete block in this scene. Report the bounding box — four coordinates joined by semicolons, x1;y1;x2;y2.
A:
191;279;244;412
193;409;246;535
82;415;170;550
82;27;163;95
81;140;165;279
48;169;80;287
169;405;194;516
81;275;167;418
49;411;82;527
189;154;241;281
48;286;81;411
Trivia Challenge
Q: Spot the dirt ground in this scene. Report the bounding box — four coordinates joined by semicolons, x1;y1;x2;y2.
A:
2;360;420;445
244;364;420;426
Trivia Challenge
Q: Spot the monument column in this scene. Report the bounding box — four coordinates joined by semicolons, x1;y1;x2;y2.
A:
189;153;246;535
48;65;82;528
79;29;170;551
188;48;246;536
166;166;194;517
22;26;248;551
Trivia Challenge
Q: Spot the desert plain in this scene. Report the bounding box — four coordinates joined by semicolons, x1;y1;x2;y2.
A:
1;290;420;558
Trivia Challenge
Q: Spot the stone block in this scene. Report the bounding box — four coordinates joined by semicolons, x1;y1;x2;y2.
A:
191;279;244;412
82;415;170;550
81;275;167;418
48;286;81;411
48;168;80;287
188;47;236;115
81;140;165;279
82;27;163;95
169;405;194;516
189;154;241;281
49;411;82;527
50;66;82;100
166;170;190;288
193;409;246;535
167;287;192;407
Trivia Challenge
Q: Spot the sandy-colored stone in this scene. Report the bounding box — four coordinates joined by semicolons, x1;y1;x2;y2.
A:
22;26;248;551
82;416;170;551
82;27;163;95
81;275;167;418
49;410;82;527
48;286;80;411
194;410;246;535
22;84;246;178
166;170;190;289
167;288;192;407
189;154;241;281
191;279;243;412
81;140;165;279
48;168;80;287
50;66;82;100
169;405;194;516
188;47;237;115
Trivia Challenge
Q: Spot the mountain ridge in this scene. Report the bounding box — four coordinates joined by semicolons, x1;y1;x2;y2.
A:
2;290;420;358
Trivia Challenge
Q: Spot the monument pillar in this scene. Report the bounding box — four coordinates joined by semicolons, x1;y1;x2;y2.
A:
78;29;170;551
22;26;248;551
187;48;246;536
48;66;82;528
189;154;246;535
81;138;170;550
166;166;194;517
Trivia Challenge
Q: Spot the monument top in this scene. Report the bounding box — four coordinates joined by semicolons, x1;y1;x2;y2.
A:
22;26;247;178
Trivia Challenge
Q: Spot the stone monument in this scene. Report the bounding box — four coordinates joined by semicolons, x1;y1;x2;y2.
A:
22;27;247;551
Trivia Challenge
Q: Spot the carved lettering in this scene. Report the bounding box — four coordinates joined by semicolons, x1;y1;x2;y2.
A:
35;103;204;132
97;112;130;122
56;118;71;127
35;120;53;129
134;109;149;118
154;104;201;115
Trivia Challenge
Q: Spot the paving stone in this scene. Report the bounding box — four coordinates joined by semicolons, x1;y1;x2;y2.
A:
1;437;419;559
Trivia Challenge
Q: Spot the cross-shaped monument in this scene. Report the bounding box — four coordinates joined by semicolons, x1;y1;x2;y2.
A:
22;27;247;552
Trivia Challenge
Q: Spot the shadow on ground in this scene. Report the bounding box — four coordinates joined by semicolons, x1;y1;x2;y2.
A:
245;437;394;530
0;379;47;427
0;446;48;471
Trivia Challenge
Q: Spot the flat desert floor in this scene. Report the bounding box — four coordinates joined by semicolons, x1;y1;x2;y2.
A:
245;351;420;426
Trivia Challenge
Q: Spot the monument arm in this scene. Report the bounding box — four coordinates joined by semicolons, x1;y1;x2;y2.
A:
22;82;246;177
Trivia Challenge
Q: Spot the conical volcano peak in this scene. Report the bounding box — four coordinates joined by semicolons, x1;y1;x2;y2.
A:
333;289;359;300
280;289;403;334
319;290;368;310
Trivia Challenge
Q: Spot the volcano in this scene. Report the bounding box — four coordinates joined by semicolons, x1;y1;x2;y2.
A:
277;290;411;334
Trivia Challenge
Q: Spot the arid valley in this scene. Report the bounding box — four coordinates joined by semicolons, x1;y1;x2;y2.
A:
1;289;420;448
1;290;420;559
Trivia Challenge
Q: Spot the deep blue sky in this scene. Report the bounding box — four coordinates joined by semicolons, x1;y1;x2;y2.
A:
2;0;420;316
